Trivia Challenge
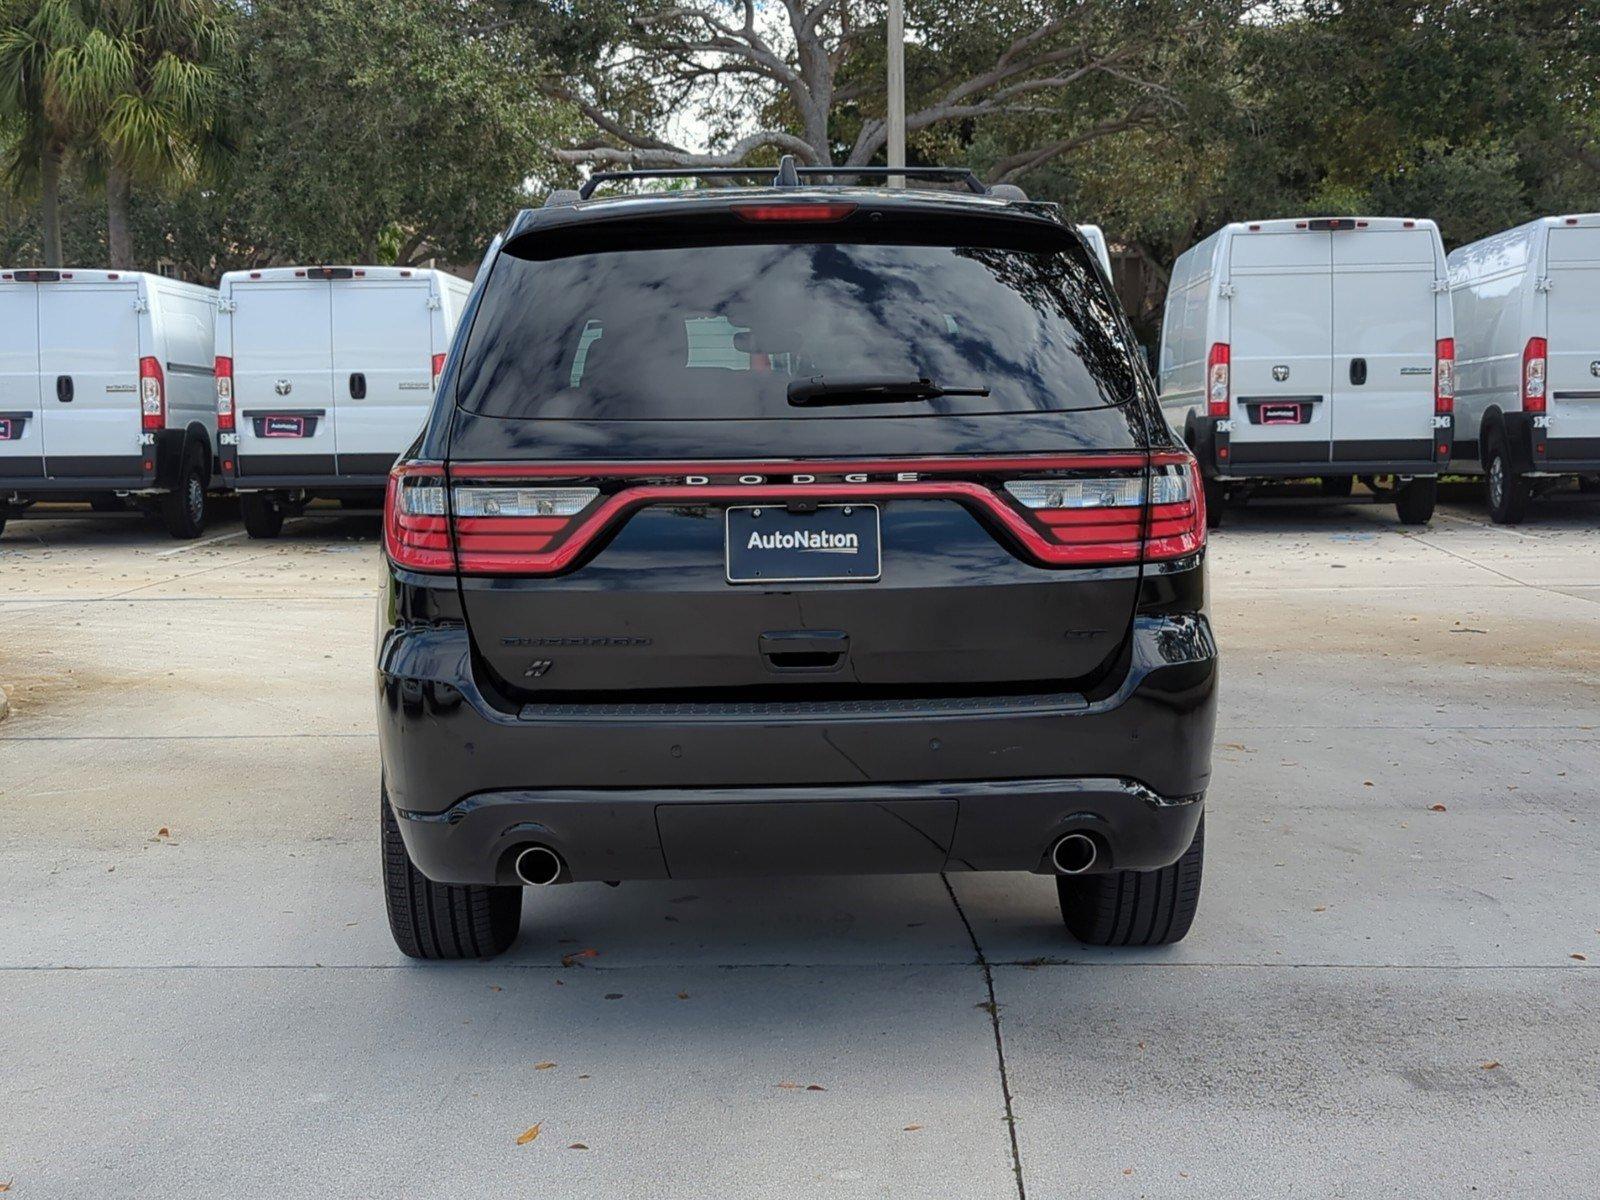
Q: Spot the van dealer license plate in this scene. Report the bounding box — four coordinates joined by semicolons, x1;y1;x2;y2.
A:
725;505;881;584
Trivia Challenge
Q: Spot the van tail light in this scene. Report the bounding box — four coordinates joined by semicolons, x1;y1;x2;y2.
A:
139;356;165;431
1522;337;1547;413
1434;338;1454;414
431;353;446;390
384;454;1207;576
1207;343;1230;418
214;356;234;431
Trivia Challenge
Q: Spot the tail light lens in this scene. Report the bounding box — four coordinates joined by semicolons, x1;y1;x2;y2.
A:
431;353;446;390
384;467;454;571
1522;337;1547;413
1206;343;1230;418
452;485;599;571
733;202;857;223
384;454;1207;576
1434;338;1454;414
214;356;234;431
1004;452;1204;563
139;357;165;431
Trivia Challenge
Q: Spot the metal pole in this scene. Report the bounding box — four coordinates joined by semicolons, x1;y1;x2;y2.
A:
887;0;905;187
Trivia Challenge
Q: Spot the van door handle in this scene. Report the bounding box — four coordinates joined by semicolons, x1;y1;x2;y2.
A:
348;372;367;399
1349;358;1367;386
55;375;73;402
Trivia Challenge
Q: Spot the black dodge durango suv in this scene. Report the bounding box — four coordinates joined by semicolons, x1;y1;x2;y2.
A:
376;162;1218;959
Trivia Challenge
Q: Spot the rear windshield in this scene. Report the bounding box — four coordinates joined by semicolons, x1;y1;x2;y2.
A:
457;222;1137;421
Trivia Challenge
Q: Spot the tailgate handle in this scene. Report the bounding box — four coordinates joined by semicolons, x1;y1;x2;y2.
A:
1349;357;1367;386
348;372;367;399
760;630;849;672
55;375;73;403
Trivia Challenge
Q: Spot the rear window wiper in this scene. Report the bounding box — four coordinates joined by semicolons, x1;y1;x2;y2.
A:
786;375;990;407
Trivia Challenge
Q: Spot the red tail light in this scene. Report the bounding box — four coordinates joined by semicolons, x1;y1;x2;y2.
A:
214;356;234;431
1434;338;1454;414
385;454;1207;576
431;353;447;390
1522;337;1547;413
384;465;454;571
139;356;165;431
1206;343;1230;418
732;202;857;223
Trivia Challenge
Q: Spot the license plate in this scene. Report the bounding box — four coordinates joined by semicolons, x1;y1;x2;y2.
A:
725;504;881;584
263;415;306;438
0;418;13;440
1260;403;1303;425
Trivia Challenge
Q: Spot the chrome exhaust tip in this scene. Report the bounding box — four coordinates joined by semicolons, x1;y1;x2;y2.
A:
1050;832;1098;876
513;844;565;887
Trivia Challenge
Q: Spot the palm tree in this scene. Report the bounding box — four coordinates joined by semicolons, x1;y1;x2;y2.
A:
68;0;236;266
0;0;233;268
0;0;92;267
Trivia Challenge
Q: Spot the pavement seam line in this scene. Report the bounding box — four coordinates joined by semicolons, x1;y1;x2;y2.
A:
942;873;1027;1200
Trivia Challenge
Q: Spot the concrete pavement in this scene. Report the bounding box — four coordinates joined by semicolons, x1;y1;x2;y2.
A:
2;491;1597;1198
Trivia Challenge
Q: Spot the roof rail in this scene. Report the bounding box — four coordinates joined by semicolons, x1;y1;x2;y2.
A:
576;155;988;200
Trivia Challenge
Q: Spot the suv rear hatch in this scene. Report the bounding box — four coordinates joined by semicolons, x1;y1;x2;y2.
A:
394;196;1200;701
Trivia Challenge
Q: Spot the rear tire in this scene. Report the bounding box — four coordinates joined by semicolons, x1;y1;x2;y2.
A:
1394;477;1437;525
1578;475;1600;495
1319;475;1353;498
382;786;522;960
1485;436;1530;525
1057;816;1204;946
160;448;207;539
240;493;285;539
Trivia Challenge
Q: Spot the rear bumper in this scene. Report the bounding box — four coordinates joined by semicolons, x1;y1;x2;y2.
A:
1506;415;1600;474
220;447;395;492
376;612;1218;884
1190;417;1448;480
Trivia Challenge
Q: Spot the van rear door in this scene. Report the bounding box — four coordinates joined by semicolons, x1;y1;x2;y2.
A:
330;280;434;476
231;282;336;478
1227;230;1334;465
1543;223;1600;451
1329;228;1439;461
0;281;43;478
37;279;141;476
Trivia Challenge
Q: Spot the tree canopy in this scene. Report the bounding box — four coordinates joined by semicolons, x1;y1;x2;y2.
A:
0;0;1592;330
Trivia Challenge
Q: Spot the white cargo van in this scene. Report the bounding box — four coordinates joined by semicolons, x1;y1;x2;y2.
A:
1447;214;1600;523
1159;217;1454;525
0;268;218;539
1078;224;1113;277
214;266;471;537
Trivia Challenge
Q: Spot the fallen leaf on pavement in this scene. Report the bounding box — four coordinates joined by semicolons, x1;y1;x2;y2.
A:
1572;953;1588;962
604;993;624;1000
903;1124;923;1132
676;992;690;1000
1123;1168;1135;1176
560;948;599;968
534;1062;557;1070
1313;905;1327;913
1480;1061;1501;1070
806;1084;826;1092
1429;804;1447;812
516;1125;542;1146
568;1143;589;1150
157;827;170;837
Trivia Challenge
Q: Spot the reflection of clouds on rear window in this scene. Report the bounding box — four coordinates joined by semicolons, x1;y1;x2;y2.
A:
462;239;1136;420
